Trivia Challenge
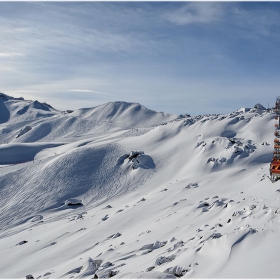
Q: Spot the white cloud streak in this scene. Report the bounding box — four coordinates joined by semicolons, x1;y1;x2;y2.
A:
69;89;111;96
164;2;224;25
0;52;24;57
230;6;280;38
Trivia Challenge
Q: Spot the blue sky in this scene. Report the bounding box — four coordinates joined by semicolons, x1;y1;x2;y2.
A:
1;2;280;115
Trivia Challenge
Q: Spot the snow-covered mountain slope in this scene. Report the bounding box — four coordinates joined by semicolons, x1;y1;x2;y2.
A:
0;93;58;124
70;101;177;128
0;96;178;144
0;96;278;279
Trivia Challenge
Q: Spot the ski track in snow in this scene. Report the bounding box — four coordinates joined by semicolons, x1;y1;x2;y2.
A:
0;140;163;238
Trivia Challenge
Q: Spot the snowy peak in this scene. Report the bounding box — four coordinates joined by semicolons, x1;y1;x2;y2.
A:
254;103;266;110
0;94;59;124
71;101;179;128
30;100;55;111
0;92;24;101
16;101;52;116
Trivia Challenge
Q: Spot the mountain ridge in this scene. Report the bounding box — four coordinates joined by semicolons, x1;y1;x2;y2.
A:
0;94;277;279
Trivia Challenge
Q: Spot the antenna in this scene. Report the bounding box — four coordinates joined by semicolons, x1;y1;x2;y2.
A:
270;96;280;181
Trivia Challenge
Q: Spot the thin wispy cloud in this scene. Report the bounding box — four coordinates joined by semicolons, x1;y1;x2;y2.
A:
164;2;224;25
69;89;111;96
1;2;280;115
0;52;24;58
230;5;280;38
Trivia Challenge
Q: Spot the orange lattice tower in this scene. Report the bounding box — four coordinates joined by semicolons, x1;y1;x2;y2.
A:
270;97;280;179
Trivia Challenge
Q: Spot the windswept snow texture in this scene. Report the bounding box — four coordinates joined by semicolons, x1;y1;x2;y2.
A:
71;101;177;128
0;97;279;279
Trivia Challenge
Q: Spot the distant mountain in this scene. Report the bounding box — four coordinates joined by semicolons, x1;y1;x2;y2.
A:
71;101;179;128
0;96;179;143
0;92;59;124
254;103;266;110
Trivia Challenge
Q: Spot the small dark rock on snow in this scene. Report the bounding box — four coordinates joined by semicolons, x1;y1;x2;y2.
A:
109;270;118;278
146;266;155;272
65;198;83;206
18;240;28;245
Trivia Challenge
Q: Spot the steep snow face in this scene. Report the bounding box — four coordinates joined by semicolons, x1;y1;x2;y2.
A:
71;101;179;128
0;95;11;124
0;94;59;127
0;96;279;279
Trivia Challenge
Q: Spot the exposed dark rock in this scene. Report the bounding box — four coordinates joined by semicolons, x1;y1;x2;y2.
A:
146;266;155;272
164;266;188;277
109;270;118;278
65;198;83;206
18;240;28;245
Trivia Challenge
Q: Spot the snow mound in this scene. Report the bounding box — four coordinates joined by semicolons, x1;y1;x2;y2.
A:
80;258;102;277
0;142;64;165
70;101;179;128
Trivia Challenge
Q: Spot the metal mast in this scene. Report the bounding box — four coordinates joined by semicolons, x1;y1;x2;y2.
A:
270;97;280;180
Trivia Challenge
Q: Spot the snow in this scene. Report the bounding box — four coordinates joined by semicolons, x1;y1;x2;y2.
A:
70;101;178;128
0;142;65;164
237;107;251;113
0;94;278;278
